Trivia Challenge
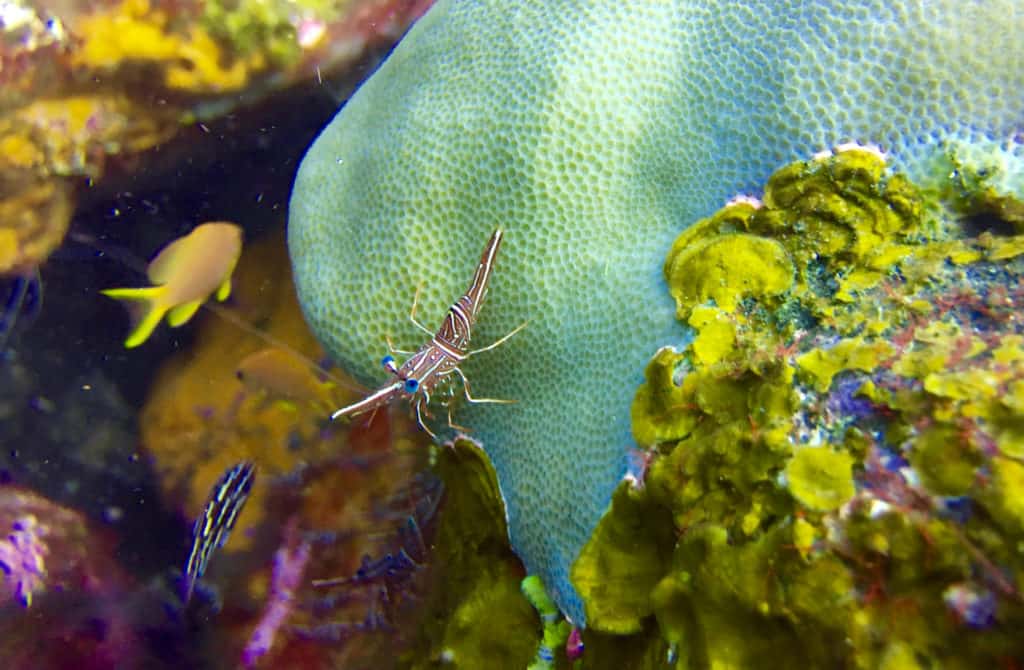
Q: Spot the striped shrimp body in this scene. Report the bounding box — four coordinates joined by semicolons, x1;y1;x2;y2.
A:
331;228;525;438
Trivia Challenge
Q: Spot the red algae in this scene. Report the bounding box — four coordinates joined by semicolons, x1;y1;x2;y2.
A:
0;485;173;670
0;484;126;607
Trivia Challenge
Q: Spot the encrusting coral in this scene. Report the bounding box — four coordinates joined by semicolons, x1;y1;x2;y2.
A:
571;148;1024;668
0;485;126;609
0;486;174;669
288;0;1024;622
0;0;430;275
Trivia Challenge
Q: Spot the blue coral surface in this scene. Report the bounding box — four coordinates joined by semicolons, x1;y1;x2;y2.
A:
288;0;1024;623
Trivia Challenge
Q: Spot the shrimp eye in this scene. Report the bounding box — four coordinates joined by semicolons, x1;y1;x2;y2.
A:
381;355;396;370
404;378;419;393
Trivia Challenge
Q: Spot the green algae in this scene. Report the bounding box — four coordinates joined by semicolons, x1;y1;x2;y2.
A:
982;458;1024;536
665;233;794;317
796;337;895;393
521;575;572;670
650;522;850;668
196;0;334;65
406;440;684;670
934;149;1024;234
908;425;981;496
687;306;737;366
403;439;538;670
663;149;928;325
571;483;675;634
784;447;856;512
574;148;1024;667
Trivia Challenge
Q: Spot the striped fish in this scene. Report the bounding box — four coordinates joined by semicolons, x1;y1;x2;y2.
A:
331;228;525;437
183;461;256;603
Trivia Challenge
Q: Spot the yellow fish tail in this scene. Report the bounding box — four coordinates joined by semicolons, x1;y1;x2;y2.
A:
100;286;167;348
215;276;232;301
166;299;203;327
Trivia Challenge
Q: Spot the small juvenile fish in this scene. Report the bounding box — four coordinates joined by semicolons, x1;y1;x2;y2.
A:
183;460;256;603
235;347;337;414
101;222;243;348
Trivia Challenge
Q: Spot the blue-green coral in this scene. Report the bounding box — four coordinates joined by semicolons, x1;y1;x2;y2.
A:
288;0;1024;622
571;149;1024;666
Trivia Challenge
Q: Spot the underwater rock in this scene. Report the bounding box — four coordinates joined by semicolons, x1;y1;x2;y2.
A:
0;485;193;670
288;0;1024;622
576;149;1024;666
0;486;180;670
0;0;432;274
0;484;126;608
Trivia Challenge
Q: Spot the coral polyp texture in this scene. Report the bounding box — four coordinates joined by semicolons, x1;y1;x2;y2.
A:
288;0;1024;622
568;149;1024;667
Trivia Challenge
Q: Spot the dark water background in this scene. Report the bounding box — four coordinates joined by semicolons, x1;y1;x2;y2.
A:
0;71;371;667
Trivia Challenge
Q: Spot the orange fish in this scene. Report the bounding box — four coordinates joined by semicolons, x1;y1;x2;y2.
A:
235;347;338;414
101;222;243;348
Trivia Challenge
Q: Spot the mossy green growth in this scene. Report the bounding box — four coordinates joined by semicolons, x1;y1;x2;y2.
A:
796;337;895;393
578;149;1024;667
908;425;981;496
933;149;1024;234
665;232;794;317
981;458;1024;535
649;523;851;668
687;306;736;366
403;439;539;670
784;447;856;512
521;575;572;670
661;149;927;324
197;0;338;65
407;440;683;670
571;482;675;633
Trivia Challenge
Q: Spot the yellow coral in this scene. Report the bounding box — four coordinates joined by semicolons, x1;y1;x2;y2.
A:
665;231;793;317
0;178;72;274
73;0;181;67
985;458;1024;534
796;337;894;393
0;93;181;273
687;306;736;366
0;95;177;177
166;29;257;91
0;134;43;171
785;447;856;512
72;0;256;92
